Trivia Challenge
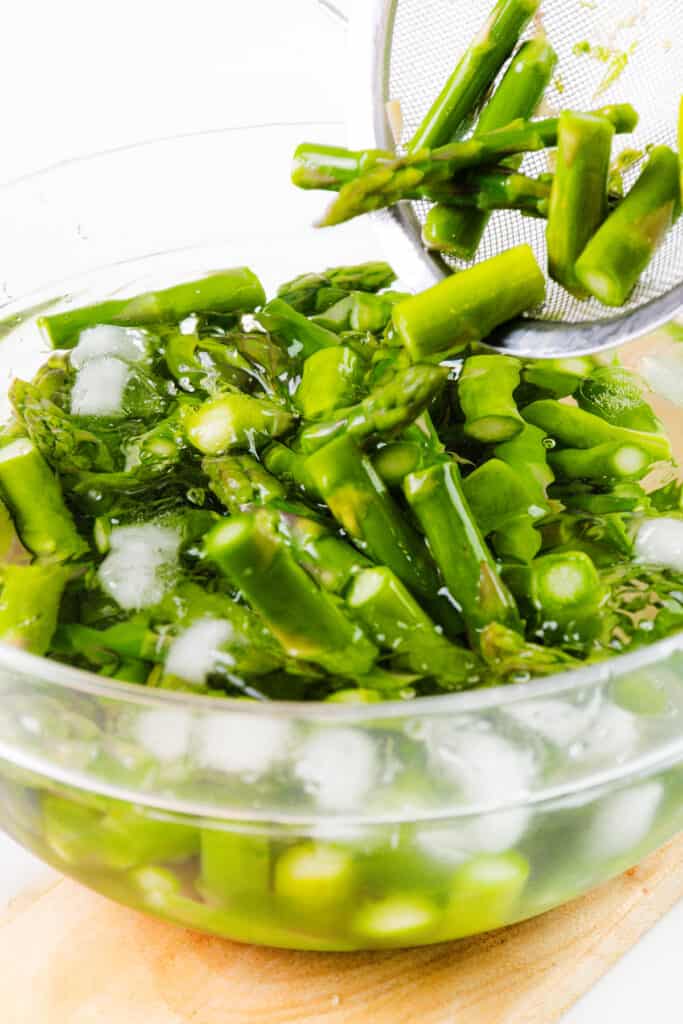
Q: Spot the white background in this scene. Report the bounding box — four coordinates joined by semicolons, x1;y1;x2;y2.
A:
1;1;682;1020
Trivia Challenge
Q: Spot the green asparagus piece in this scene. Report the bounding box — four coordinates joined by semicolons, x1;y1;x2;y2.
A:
200;829;271;905
298;364;448;454
184;394;295;455
305;436;441;604
256;298;338;359
291;145;392;191
38;268;266;348
576;366;661;433
321;106;637;226
10;379;115;473
274;842;356;914
277;261;396;313
522;356;596;398
393;246;545;361
203;454;286;512
0;564;70;654
462;459;546;536
0;500;30;567
163;333;265;395
492;514;544;563
52;620;164;666
408;0;540;151
205;511;377;675
122;406;190;480
551;481;648;516
459;355;524;442
347;567;482;688
522;400;672;461
494;423;554;500
275;511;370;595
403;461;521;641
505;550;606;647
444;852;530;938
262;442;323;500
0;438;88;561
296;346;366;419
549;441;655;482
426;35;557;259
575;146;680;306
372;441;428;488
310;295;355;332
546;111;615;298
479;620;580;676
352;894;441;945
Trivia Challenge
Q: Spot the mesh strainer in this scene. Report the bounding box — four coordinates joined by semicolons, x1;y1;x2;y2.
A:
347;0;683;356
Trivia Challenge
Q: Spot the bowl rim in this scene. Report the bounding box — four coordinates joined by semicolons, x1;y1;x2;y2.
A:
0;123;682;723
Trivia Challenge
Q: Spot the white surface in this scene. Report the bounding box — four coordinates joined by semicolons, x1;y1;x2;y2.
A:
1;0;681;1019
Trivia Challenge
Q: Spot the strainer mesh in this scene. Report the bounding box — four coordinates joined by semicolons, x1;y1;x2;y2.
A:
387;0;682;322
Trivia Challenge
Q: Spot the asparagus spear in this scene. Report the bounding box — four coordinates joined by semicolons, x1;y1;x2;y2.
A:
277;261;396;313
522;356;597;398
426;35;557;259
10;379;115;474
505;550;606;647
205;511;377;675
0;564;70;654
53;620;164;666
274;842;356;914
403;461;521;642
459;355;524;442
347;567;482;689
546;112;615;298
0;438;88;561
256;299;338;359
202;454;286;512
407;0;541;151
479;621;579;677
522;400;672;461
575;146;680;306
262;442;323;501
462;459;545;535
296;346;366;419
576;366;661;433
548;442;655;482
275;511;371;595
393;246;545;361
494;423;554;499
298;364;448;454
163;333;266;395
184;394;295;455
38;268;266;348
321;106;638;227
305;436;441;603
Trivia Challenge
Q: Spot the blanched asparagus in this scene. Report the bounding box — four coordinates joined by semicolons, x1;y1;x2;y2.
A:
262;442;323;500
479;621;579;676
296;346;366;419
0;438;88;561
184;394;295;455
522;400;672;461
403;461;521;642
426;35;557;259
576;366;661;433
298;364;448;453
0;564;70;654
575;146;680;306
462;459;545;535
548;441;654;482
277;261;396;313
256;298;338;359
393;246;545;361
202;454;286;513
408;0;541;151
38;268;266;348
459;355;524;442
522;356;597;398
204;511;377;675
546;112;615;298
275;511;371;595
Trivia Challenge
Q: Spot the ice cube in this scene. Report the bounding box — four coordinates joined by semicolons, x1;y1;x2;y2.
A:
294;728;379;811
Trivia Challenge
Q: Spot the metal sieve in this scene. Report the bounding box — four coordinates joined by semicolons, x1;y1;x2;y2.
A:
346;0;683;356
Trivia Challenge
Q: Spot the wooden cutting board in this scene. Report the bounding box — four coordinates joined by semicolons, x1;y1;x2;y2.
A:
3;833;683;1024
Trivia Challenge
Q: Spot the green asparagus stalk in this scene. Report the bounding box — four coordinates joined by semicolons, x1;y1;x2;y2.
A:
0;438;88;561
321;105;637;227
277;261;396;313
522;400;672;461
479;621;579;677
296;346;366;419
310;295;355;332
462;459;545;535
548;442;655;482
546;111;615;297
505;550;606;646
202;454;286;512
38;268;266;348
123;406;190;480
492;515;543;563
0;500;30;567
459;355;524;442
256;298;338;359
522;356;597;398
347;567;482;689
407;0;541;151
575;146;680;306
184;394;295;455
163;333;266;395
393;246;545;361
275;511;371;595
403;461;521;642
494;423;554;499
291;145;393;191
550;481;648;516
372;441;429;488
262;442;323;500
0;564;70;654
205;511;377;675
305;436;441;603
52;620;164;666
576;366;661;433
298;364;448;454
426;35;557;259
10;379;115;473
274;842;356;915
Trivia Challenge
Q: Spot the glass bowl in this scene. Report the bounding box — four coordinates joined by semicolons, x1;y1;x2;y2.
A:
1;124;683;951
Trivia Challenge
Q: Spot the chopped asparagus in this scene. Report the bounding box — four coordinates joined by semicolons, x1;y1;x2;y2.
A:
522;400;672;461
296;346;366;419
202;454;286;512
459;355;524;443
184;394;295;455
576;366;661;433
0;564;70;654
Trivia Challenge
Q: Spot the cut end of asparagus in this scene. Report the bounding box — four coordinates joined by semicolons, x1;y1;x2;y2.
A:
573;267;623;307
465;415;524;443
347;567;389;608
0;438;35;463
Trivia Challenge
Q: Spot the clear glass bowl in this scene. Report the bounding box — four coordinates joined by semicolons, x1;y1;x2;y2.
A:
1;124;683;951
